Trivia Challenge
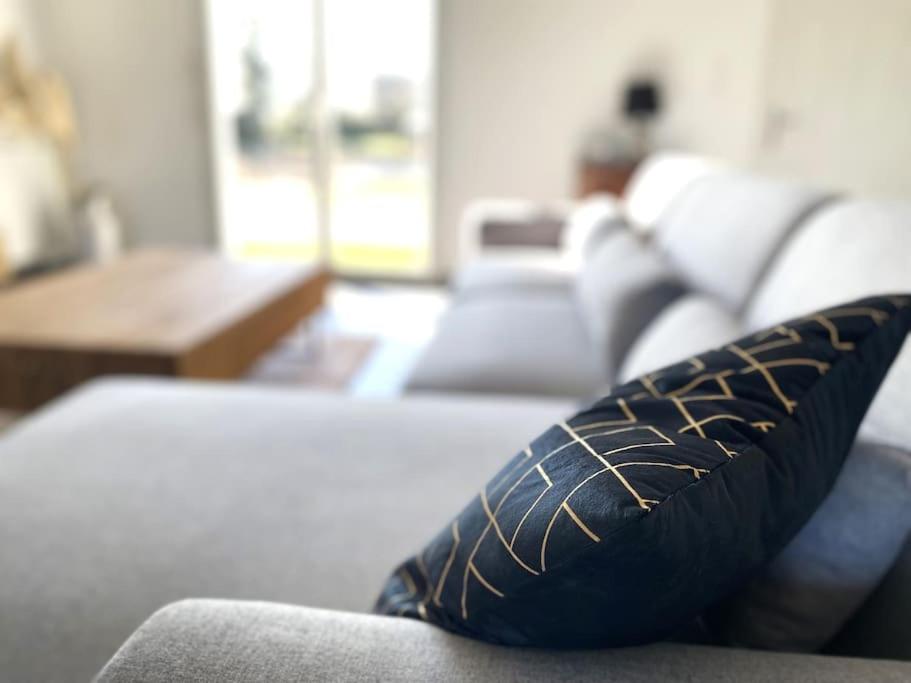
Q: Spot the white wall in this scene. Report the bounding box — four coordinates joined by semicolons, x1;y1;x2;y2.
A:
12;0;910;272
27;0;215;248
434;0;772;271
756;0;911;199
0;0;39;59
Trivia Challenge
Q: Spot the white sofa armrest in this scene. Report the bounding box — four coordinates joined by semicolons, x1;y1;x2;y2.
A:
96;599;911;682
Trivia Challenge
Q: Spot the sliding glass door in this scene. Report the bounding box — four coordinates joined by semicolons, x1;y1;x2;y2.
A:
206;0;435;275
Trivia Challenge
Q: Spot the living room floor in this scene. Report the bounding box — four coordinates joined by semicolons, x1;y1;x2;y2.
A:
247;281;449;397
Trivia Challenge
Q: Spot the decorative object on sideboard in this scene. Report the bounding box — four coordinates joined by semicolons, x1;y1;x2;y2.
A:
575;78;663;198
623;78;662;159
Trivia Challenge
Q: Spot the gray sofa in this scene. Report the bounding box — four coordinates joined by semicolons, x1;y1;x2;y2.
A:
2;379;909;682
405;170;835;397
1;170;910;680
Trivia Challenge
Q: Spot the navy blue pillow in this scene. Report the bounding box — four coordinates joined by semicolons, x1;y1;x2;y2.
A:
376;295;911;647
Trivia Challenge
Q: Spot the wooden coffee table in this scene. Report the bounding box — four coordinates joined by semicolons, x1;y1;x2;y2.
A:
0;249;330;410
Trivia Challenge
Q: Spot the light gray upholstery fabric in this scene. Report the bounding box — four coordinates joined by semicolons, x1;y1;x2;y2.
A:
574;231;685;377
97;599;911;682
0;378;572;683
618;294;744;383
405;293;605;397
559;193;625;258
710;441;911;653
452;253;575;298
743;200;911;451
656;172;832;312
744;201;911;327
623;151;726;234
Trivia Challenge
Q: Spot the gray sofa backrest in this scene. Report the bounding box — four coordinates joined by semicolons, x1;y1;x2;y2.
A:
655;172;832;313
826;536;911;661
574;232;684;377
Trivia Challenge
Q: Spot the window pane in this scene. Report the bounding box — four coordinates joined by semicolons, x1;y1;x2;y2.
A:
324;0;434;274
210;0;320;263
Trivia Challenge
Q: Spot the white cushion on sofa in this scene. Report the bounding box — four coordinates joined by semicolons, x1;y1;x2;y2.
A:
656;172;831;312
618;294;744;383
624;151;725;233
744;200;911;450
744;201;911;328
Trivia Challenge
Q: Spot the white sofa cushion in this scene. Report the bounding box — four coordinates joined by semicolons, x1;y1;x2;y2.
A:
656;172;831;312
618;294;744;383
624;151;726;233
744;201;911;328
744;200;911;450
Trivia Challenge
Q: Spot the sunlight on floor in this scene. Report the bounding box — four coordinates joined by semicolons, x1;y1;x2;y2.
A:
326;282;448;397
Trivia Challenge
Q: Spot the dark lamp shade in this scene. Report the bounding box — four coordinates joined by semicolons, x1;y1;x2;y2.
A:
624;81;661;119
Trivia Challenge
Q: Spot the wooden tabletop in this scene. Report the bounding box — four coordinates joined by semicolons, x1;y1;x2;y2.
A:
0;249;330;410
0;249;325;352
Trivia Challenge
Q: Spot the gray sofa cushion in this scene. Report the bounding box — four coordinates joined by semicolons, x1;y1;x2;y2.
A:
574;231;684;378
656;172;831;312
0;378;572;682
97;599;911;682
708;440;911;652
618;294;744;383
405;293;605;397
744;200;911;450
826;535;911;661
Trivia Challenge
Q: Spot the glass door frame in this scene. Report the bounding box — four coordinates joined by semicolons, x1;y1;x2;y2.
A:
203;0;439;281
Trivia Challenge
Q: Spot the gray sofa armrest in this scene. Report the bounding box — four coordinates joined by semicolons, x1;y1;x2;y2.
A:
97;600;911;682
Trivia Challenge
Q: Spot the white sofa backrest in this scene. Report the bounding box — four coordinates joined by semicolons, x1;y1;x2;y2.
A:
744;200;911;328
623;151;726;233
559;193;625;264
655;171;832;313
745;200;911;449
